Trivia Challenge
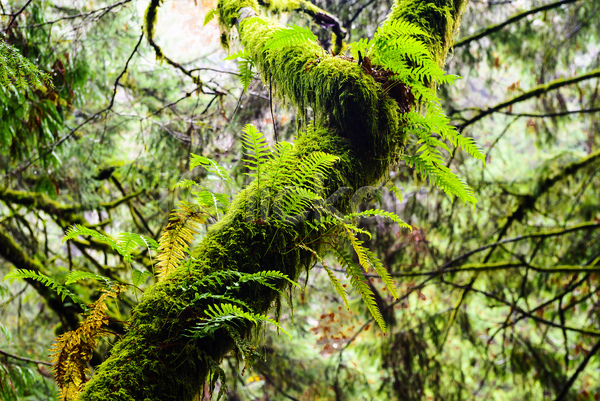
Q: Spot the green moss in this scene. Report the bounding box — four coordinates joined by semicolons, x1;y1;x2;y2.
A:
77;1;467;399
385;0;468;67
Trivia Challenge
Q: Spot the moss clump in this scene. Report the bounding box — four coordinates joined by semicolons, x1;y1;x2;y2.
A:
385;0;468;67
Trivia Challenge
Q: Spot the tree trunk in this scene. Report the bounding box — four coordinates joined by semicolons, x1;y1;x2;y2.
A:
78;0;468;399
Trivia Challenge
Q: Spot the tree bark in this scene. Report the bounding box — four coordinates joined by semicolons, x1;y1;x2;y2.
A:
77;0;468;399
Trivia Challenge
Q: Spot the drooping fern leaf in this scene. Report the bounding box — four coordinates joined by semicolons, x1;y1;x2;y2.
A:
238;270;300;291
190;153;233;185
63;225;157;264
156;202;208;279
3;269;84;310
346;208;412;230
203;8;217;26
334;249;387;332
241;124;272;182
298;244;350;309
0;40;53;92
50;286;122;401
64;271;115;288
224;50;255;92
403;154;477;205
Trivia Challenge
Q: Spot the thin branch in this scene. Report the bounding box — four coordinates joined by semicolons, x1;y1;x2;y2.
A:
554;338;600;400
454;0;581;48
458;68;600;130
441;279;600;337
6;32;144;178
496;106;600;118
346;0;377;27
4;0;33;33
441;221;600;269
21;0;132;29
0;348;52;366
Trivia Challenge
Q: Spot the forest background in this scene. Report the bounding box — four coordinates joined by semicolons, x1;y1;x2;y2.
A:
1;0;599;399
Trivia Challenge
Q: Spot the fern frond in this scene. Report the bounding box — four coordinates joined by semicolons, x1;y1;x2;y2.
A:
274;187;319;223
50;288;120;400
264;141;296;188
0;40;53;92
335;249;386;332
346;209;412;230
132;269;153;287
345;228;372;272
191;303;290;339
191;292;252;310
403;155;477;205
64;271;114;288
3;269;83;308
456;135;486;162
119;232;158;257
380;18;430;39
193;189;230;216
239;270;300;292
156;203;208;279
291;151;339;189
223;49;248;61
203;8;217;26
223;50;255;92
190;154;233;184
241;124;271;181
364;248;398;299
63;225;127;260
297;244;350;308
264;24;318;50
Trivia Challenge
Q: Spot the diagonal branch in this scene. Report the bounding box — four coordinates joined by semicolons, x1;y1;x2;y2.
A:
457;68;600;130
454;0;581;48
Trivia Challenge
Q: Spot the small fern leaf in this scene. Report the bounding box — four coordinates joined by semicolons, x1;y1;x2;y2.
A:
4;269;83;307
223;49;248;61
346;228;372;272
64;271;114;288
364;248;399;299
239;270;300;290
241;124;271;180
322;264;350;309
190;154;233;184
264;141;296;188
237;57;254;92
297;244;349;308
156;203;207;279
404;155;477;206
63;225;129;260
118;232;154;261
456;135;486;162
204;303;290;339
343;258;386;332
204;8;217;26
265;24;318;50
346;209;412;230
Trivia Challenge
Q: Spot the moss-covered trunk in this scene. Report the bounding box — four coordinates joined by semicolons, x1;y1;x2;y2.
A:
78;0;468;399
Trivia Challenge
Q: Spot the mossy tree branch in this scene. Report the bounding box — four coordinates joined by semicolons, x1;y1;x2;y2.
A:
76;1;469;399
0;187;144;224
